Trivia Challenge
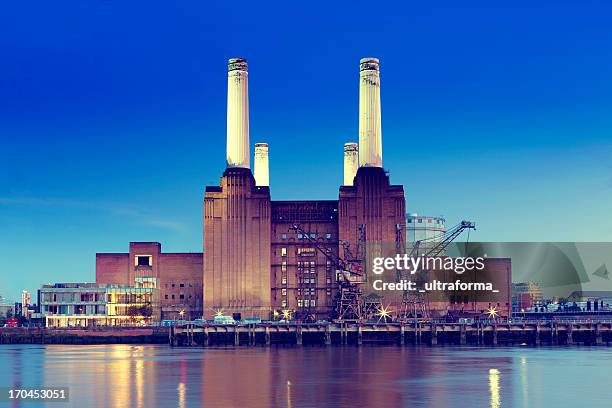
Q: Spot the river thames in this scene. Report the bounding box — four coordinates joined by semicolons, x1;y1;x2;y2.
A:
0;345;609;407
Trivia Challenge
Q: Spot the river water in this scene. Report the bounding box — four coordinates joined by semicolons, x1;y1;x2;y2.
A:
0;344;609;407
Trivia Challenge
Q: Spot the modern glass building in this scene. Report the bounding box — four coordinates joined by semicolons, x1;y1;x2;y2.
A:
39;283;158;327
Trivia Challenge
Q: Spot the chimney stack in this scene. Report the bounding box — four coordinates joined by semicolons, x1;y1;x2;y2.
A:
358;58;382;168
254;143;269;186
226;58;250;169
343;142;358;186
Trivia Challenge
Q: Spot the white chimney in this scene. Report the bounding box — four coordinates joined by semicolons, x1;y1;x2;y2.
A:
226;58;250;168
358;58;382;168
343;142;358;186
254;143;269;186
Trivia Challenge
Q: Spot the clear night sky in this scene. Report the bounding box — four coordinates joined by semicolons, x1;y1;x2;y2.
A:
1;1;611;301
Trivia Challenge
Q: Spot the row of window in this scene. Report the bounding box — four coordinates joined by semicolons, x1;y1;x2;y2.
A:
164;294;197;301
407;218;444;225
280;276;334;285
280;288;332;296
164;283;194;288
279;233;333;240
280;300;318;308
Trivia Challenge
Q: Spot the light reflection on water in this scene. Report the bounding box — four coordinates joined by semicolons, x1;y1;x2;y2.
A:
0;345;610;408
489;368;500;408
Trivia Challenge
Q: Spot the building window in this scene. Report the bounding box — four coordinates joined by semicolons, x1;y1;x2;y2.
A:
281;233;287;240
281;261;287;272
281;247;287;257
297;247;315;257
171;294;175;300
297;300;303;307
281;276;287;285
179;283;185;287
281;289;287;296
310;300;316;307
326;289;331;295
281;300;287;308
325;233;331;239
408;219;412;223
326;277;332;284
165;295;168;299
136;255;152;267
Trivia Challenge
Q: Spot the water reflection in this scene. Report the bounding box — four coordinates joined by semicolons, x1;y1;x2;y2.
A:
0;345;610;407
520;356;529;408
489;368;500;408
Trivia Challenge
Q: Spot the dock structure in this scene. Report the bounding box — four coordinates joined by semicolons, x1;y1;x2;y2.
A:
169;321;612;347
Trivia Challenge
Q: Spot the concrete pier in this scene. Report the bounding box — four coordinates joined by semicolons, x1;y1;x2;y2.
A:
168;321;612;347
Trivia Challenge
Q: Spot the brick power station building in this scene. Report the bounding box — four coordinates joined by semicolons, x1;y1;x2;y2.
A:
96;58;511;321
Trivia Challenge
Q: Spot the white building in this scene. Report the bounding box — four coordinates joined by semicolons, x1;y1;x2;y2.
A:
406;213;446;254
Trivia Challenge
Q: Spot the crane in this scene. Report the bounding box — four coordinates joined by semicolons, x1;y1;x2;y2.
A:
398;220;476;322
288;223;366;321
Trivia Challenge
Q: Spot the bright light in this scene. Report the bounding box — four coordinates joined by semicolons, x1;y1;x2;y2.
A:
281;309;291;320
489;368;500;408
487;307;499;319
273;310;279;318
179;310;185;317
376;304;393;322
213;308;225;318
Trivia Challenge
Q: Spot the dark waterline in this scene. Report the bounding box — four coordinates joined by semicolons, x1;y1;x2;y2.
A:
0;345;610;407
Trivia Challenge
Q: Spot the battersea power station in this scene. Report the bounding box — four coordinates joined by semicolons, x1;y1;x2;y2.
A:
96;58;512;321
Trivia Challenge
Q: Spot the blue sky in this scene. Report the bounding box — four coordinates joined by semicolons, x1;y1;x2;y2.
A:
1;1;611;300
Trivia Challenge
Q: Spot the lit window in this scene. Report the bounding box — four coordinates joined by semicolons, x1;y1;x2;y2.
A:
281;233;287;240
281;261;287;272
281;288;287;296
281;300;287;307
298;248;315;257
311;300;316;307
297;300;303;307
325;233;331;239
281;247;287;257
281;276;287;285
